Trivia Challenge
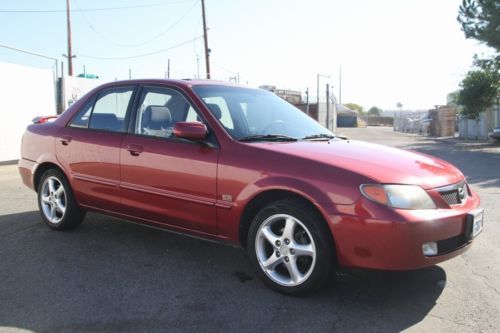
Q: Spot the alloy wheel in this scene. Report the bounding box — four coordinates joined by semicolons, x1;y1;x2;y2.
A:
40;176;67;224
255;214;317;287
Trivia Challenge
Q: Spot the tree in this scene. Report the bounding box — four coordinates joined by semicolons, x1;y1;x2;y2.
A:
457;69;499;119
344;103;364;114
457;1;499;77
368;106;383;116
472;54;500;75
456;1;499;120
457;0;500;50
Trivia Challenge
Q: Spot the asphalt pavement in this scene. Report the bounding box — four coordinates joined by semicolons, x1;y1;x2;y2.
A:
0;126;499;333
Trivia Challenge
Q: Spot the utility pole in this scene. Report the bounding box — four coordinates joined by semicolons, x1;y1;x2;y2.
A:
316;75;319;106
167;58;170;78
326;84;330;130
317;73;330;127
129;68;132;79
316;73;330;105
65;0;74;76
305;88;310;116
339;66;342;105
201;0;211;79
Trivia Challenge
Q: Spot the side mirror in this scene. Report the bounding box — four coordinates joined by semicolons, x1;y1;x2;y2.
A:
173;122;208;140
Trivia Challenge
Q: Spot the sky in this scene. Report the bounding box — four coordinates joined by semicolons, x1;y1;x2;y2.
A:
0;0;494;110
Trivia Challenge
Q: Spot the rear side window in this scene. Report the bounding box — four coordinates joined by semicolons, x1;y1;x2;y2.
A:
89;87;134;132
68;86;135;132
69;100;93;128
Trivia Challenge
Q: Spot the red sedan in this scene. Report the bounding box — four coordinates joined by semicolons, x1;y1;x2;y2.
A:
19;79;483;294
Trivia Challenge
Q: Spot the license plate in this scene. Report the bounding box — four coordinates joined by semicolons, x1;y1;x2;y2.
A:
466;208;484;240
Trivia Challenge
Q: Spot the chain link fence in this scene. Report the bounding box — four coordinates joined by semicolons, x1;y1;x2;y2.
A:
393;111;431;135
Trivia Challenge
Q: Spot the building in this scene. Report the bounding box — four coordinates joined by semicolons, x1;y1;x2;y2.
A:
259;85;302;105
294;102;337;131
261;85;340;131
335;104;358;127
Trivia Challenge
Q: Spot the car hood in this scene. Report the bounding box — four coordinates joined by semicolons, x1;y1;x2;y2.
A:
253;139;464;189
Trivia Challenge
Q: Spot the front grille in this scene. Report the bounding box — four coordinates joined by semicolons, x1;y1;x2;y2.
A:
440;189;462;205
437;182;468;206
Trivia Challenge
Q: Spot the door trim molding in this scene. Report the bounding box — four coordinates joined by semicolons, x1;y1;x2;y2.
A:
73;173;119;187
120;181;216;206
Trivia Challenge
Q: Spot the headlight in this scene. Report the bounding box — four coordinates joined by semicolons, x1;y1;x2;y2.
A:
493;128;500;133
360;184;436;209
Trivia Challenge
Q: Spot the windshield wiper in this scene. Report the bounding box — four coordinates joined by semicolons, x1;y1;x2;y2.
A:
238;134;298;142
301;134;335;141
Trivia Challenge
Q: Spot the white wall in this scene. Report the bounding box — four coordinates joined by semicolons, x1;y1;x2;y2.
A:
458;106;499;140
61;75;102;111
0;61;56;162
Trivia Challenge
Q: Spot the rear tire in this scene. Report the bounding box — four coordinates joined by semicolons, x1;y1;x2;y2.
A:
37;169;85;230
247;199;335;295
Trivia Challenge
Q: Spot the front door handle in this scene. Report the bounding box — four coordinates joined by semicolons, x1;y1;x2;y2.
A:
126;144;144;156
60;135;72;145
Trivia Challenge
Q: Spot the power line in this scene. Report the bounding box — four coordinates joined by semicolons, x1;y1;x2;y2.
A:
193;15;203;56
211;62;238;75
0;43;58;76
74;0;198;48
211;61;252;84
0;1;191;13
78;36;203;60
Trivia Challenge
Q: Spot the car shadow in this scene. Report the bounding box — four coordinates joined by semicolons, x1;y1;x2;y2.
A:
0;211;446;332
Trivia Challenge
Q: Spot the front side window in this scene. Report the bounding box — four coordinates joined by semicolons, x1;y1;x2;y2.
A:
135;87;202;138
88;87;134;133
202;97;234;130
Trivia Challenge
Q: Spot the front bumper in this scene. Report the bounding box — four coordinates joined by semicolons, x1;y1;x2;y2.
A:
322;191;481;270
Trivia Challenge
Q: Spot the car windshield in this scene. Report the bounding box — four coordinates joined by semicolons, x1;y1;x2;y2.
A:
192;85;334;141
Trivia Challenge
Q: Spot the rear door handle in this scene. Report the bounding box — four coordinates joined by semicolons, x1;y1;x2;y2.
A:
60;135;72;145
126;144;144;156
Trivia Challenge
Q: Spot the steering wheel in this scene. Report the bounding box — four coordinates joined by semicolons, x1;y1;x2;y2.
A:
262;120;286;135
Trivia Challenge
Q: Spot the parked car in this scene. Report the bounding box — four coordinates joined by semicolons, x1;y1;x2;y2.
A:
19;79;483;294
491;126;500;142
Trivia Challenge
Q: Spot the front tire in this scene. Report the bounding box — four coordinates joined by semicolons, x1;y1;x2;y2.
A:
247;199;335;295
37;169;85;230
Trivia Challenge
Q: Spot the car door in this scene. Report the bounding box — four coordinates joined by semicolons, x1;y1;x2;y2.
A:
120;85;218;234
57;85;136;212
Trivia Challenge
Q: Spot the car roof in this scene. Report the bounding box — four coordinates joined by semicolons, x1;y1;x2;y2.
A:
101;78;248;89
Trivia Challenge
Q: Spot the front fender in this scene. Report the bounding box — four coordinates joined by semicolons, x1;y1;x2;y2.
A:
235;176;332;208
215;175;355;244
